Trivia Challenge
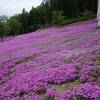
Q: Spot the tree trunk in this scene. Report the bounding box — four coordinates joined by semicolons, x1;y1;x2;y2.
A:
97;0;100;26
0;36;3;42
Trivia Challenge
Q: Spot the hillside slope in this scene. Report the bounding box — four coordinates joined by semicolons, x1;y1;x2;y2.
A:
0;19;100;100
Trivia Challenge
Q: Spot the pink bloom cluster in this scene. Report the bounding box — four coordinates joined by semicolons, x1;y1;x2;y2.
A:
59;83;100;100
44;64;78;84
0;19;99;99
79;65;100;82
46;87;56;97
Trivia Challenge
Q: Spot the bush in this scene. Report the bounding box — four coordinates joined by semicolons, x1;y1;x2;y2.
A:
82;10;94;19
51;11;67;25
28;24;43;32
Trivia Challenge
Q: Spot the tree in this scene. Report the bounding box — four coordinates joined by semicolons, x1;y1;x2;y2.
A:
0;15;8;23
19;8;29;33
0;15;8;42
28;6;47;31
97;0;100;26
51;11;67;25
3;22;10;36
0;0;97;38
8;18;22;36
0;21;4;41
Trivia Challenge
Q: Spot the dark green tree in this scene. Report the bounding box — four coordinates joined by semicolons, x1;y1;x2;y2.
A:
0;21;4;42
8;18;22;36
19;8;29;33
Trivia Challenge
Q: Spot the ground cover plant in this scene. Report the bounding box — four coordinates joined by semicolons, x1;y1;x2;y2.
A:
0;19;100;100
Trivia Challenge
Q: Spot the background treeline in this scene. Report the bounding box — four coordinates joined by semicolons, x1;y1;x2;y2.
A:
0;0;97;41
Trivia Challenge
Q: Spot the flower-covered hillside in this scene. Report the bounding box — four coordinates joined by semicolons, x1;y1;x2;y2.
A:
0;19;100;100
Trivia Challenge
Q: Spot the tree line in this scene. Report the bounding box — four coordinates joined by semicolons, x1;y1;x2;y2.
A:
0;0;97;41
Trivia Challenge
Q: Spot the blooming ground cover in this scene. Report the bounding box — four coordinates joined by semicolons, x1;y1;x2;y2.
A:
0;19;100;100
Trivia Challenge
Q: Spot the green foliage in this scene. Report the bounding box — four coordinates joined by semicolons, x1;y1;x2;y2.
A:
19;8;29;33
8;18;22;36
0;21;4;41
28;24;43;32
95;71;100;77
0;15;8;41
82;10;94;18
0;0;97;39
94;71;100;77
51;11;67;25
47;0;97;18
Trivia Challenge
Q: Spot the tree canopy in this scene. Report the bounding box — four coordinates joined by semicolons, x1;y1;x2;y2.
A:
0;0;97;41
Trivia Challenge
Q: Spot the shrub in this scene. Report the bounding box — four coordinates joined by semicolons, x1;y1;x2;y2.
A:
82;10;94;19
51;11;67;25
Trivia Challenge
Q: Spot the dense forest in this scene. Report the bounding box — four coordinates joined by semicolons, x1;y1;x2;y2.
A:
0;0;97;41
